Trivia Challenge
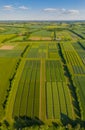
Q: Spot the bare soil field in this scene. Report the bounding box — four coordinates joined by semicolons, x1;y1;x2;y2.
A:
0;45;14;50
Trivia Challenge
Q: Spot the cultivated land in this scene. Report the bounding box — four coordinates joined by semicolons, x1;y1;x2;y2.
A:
0;21;85;130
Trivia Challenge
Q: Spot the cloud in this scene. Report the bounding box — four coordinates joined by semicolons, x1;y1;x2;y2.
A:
43;8;79;15
43;8;57;12
3;5;13;10
19;6;28;10
67;10;79;15
60;8;80;15
2;5;29;11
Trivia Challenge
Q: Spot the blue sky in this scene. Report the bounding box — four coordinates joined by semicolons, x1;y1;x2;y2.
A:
0;0;85;20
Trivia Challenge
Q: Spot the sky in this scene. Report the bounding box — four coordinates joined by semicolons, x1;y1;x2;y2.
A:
0;0;85;20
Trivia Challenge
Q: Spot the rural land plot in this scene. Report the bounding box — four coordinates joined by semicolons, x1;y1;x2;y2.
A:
45;60;73;121
13;60;40;119
0;58;19;119
60;42;85;74
74;76;85;120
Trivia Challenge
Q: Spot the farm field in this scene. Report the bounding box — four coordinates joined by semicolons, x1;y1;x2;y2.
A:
0;21;85;130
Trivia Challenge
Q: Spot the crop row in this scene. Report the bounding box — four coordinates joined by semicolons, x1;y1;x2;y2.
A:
60;42;85;120
60;43;85;74
48;43;59;59
13;60;40;118
45;82;73;120
46;60;65;82
72;42;85;65
74;76;85;119
65;51;85;74
26;47;46;58
45;60;73;120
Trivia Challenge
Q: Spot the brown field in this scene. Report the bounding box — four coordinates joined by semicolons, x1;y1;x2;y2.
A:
29;37;51;40
0;45;14;50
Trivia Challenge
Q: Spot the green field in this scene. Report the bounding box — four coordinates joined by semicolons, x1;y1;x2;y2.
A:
0;22;85;130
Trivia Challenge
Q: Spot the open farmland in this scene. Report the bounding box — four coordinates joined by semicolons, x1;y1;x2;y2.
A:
0;22;85;130
0;58;19;119
13;60;40;118
45;60;73;120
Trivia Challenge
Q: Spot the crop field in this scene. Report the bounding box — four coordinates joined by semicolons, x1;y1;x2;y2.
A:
60;41;85;121
13;60;40;118
74;76;85;119
0;22;85;130
56;30;79;41
72;28;85;39
0;42;29;57
60;42;85;74
45;60;73;120
29;30;52;40
72;42;85;65
0;58;19;119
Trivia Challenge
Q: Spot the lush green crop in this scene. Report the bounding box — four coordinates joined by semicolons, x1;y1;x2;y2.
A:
13;60;40;118
0;58;18;119
0;22;85;130
74;76;85;119
60;42;85;74
45;60;73;120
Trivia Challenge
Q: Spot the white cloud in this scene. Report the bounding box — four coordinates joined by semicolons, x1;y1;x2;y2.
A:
61;9;80;15
2;5;29;11
19;6;28;10
43;8;57;12
43;8;79;15
3;5;13;10
67;10;79;15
